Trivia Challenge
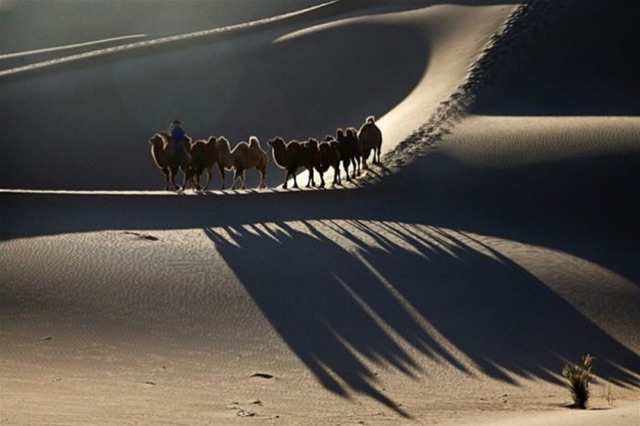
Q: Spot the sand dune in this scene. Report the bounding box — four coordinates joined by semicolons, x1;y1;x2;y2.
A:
1;1;639;424
0;1;511;190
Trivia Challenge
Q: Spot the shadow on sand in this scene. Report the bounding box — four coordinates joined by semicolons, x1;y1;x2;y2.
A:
202;218;640;416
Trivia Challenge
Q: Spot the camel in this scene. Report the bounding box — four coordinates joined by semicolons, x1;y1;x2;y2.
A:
148;132;191;190
186;136;225;190
336;128;357;181
218;136;268;190
268;137;306;189
318;136;342;187
358;115;383;167
302;138;322;188
345;127;361;177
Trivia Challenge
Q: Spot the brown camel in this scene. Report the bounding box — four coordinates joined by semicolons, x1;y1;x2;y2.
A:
187;136;224;190
149;133;191;190
218;136;268;190
358;115;383;167
318;136;342;187
345;127;362;177
268;137;306;189
302;138;322;188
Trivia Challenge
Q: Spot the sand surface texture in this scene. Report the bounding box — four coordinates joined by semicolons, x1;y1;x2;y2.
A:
1;1;639;424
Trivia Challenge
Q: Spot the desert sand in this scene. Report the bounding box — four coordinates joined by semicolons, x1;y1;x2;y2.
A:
1;1;639;424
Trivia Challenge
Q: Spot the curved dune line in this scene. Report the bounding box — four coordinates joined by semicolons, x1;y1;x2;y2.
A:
0;0;339;79
0;34;148;60
386;3;529;166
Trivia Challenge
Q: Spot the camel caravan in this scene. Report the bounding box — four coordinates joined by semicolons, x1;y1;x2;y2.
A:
149;116;383;191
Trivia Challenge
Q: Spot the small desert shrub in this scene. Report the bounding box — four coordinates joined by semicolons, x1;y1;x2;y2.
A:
562;354;595;409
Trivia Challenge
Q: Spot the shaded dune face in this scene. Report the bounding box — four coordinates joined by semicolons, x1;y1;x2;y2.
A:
0;21;427;189
472;0;640;116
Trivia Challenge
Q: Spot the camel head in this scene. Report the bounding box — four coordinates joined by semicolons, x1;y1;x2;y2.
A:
366;115;376;124
148;133;165;147
336;128;345;139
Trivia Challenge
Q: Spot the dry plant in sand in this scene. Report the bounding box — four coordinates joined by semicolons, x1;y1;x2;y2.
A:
562;354;595;409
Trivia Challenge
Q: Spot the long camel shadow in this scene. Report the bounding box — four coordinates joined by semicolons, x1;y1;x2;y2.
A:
202;218;640;414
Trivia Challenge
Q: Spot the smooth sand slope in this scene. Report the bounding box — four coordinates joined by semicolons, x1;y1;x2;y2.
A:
2;1;640;424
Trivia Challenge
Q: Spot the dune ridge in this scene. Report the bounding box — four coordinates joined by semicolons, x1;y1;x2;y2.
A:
0;1;339;78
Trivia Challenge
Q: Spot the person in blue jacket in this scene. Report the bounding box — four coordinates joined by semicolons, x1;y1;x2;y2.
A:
170;119;186;144
168;119;191;169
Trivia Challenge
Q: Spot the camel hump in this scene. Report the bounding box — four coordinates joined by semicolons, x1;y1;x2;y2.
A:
216;136;231;151
232;141;249;155
248;136;261;150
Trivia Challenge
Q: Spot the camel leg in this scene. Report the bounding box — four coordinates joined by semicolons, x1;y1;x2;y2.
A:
293;169;299;189
241;170;247;190
194;168;203;191
174;168;182;191
163;169;170;190
320;172;325;188
187;169;197;191
174;167;184;191
344;160;351;182
218;164;226;190
183;169;190;190
181;168;188;191
283;171;289;189
203;169;212;191
168;168;177;190
232;169;239;189
259;168;267;189
306;168;313;188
